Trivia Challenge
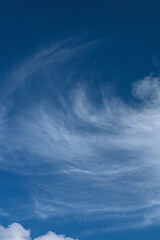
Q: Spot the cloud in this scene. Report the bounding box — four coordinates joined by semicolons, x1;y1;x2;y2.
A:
0;223;30;240
4;74;160;228
0;38;160;230
1;36;96;103
0;223;77;240
34;231;77;240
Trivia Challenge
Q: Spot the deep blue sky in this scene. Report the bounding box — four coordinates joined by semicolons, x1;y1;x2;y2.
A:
1;1;160;240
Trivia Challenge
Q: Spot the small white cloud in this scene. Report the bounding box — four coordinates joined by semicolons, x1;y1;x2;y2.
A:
0;223;30;240
0;223;77;240
34;231;78;240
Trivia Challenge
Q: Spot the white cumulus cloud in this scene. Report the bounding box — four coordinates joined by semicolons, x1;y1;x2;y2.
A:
0;223;30;240
0;223;77;240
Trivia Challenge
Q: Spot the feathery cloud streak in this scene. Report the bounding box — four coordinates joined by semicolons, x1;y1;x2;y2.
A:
0;38;160;230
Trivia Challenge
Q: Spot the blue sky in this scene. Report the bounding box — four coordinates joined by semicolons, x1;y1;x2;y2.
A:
1;1;160;239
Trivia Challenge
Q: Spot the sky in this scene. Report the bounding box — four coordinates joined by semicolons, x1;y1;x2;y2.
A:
1;0;160;239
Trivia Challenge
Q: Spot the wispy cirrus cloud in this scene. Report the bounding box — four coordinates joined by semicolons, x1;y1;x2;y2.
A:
1;38;160;231
5;75;160;228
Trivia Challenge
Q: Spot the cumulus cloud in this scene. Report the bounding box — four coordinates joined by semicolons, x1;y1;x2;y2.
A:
34;231;77;240
0;223;77;240
0;223;30;240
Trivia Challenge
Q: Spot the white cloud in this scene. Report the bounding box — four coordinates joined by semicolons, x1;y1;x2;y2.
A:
0;223;77;240
34;231;77;240
5;74;160;228
1;38;160;230
0;223;31;240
